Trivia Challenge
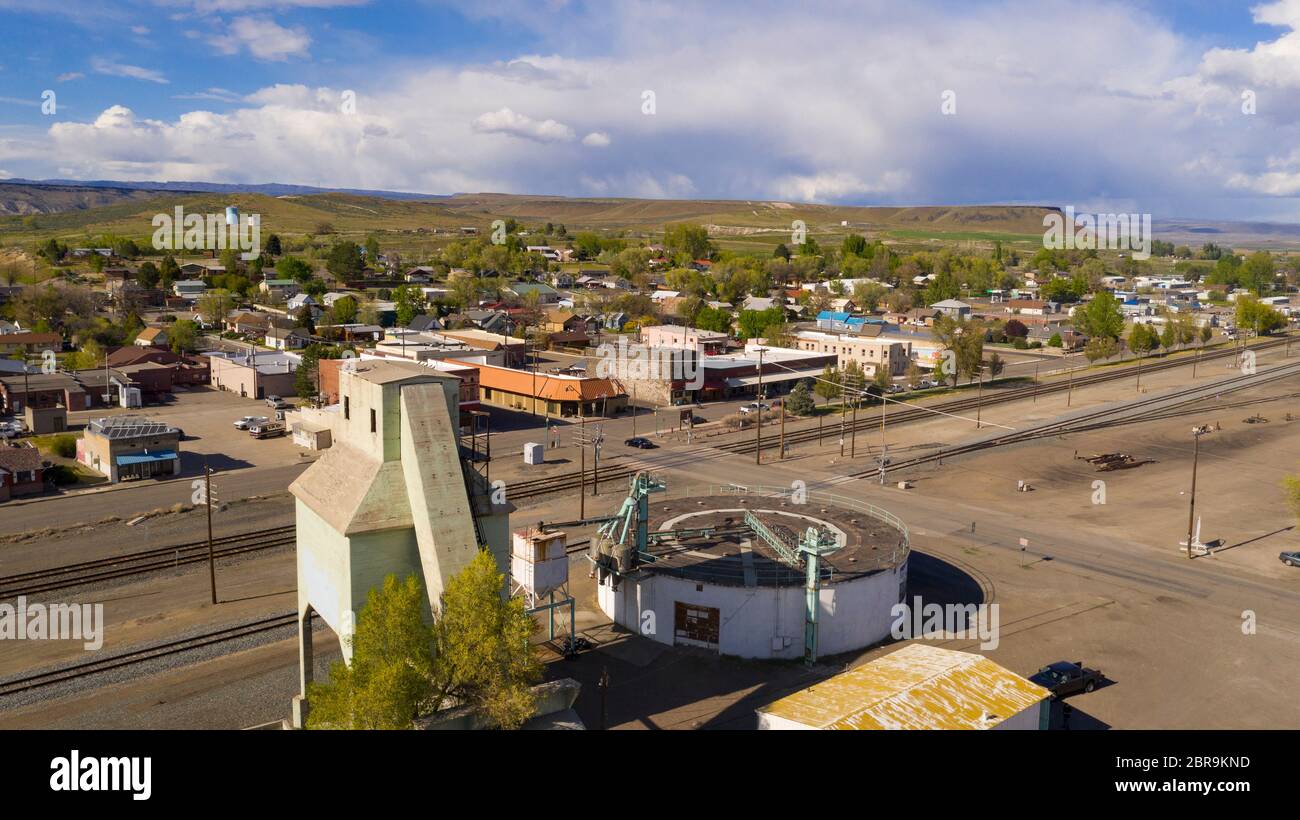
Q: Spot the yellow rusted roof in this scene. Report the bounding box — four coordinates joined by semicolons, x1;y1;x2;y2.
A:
759;644;1051;730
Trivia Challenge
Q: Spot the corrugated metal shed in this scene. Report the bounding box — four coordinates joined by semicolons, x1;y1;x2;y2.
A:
758;643;1050;730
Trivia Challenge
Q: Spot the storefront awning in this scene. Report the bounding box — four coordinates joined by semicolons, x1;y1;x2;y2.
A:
115;450;179;466
724;368;825;389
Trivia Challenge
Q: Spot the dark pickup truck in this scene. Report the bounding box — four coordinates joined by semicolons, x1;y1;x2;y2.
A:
1029;661;1103;698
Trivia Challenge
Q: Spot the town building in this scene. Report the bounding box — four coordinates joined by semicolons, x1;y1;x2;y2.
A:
0;442;44;502
792;330;912;377
77;416;182;483
206;350;299;399
472;362;626;417
756;643;1051;730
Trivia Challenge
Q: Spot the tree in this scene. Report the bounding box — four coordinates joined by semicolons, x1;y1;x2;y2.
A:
1084;336;1117;363
784;380;815;416
1235;295;1286;335
197;290;235;328
986;352;1005;378
159;254;179;289
265;234;283;256
67;338;105;371
1048;332;1063;348
663;223;713;261
136;261;160;290
1128;323;1156;358
219;248;240;276
277;255;314;283
306;574;438;730
331;296;359;325
325;241;365;280
393;285;427;327
428;550;541;728
1077;290;1125;340
168;319;200;353
814;364;842;402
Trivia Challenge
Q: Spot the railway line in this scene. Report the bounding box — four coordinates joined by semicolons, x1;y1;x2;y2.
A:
845;356;1300;480
0;525;296;599
507;336;1293;501
0;612;299;698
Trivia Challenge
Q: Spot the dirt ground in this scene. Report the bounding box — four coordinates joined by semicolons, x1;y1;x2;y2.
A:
3;350;1299;729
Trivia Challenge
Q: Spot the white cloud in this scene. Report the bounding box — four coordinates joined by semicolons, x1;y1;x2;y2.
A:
55;72;84;82
472;107;575;143
90;57;167;84
16;0;1300;218
212;16;311;61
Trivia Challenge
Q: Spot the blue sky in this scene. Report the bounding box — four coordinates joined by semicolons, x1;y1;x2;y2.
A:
3;0;1300;222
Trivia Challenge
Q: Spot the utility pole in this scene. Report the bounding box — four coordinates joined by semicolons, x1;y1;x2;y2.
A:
850;385;858;459
975;366;984;429
1185;428;1202;560
1033;362;1039;403
779;396;786;459
631;383;637;438
1067;363;1074;407
205;460;217;605
754;347;766;466
839;382;846;457
579;414;586;520
879;389;888;485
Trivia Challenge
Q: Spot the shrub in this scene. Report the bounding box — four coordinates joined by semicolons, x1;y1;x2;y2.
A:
50;434;77;459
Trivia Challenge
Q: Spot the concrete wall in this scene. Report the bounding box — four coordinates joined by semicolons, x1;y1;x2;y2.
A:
598;557;907;660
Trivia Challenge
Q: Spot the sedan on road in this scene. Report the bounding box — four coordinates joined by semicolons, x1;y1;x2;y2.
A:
1281;551;1300;567
624;437;657;449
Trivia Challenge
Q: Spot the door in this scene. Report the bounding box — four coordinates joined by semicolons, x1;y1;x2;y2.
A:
674;602;720;650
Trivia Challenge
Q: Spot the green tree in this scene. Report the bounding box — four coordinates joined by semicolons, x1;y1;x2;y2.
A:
197;290;235;328
277;255;314;283
331;296;359;325
1077;290;1125;340
784;380;815;415
663;223;713;261
306;574;438;730
814;364;842;402
168;319;200;353
1084;336;1117;363
136;261;160;290
325;241;365;280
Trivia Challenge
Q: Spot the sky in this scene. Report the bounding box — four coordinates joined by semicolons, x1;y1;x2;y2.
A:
2;0;1300;221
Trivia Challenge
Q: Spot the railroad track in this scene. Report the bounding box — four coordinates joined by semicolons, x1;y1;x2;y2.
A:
506;337;1292;501
0;612;298;698
0;525;297;599
848;356;1300;480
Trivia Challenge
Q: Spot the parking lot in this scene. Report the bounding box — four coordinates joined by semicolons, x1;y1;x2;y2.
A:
64;385;305;476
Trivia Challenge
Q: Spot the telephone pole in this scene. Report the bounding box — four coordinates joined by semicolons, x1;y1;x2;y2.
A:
205;460;217;605
754;347;767;465
1185;428;1202;560
779;396;786;459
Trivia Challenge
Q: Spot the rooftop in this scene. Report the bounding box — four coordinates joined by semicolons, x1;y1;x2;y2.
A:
757;643;1050;730
86;416;179;439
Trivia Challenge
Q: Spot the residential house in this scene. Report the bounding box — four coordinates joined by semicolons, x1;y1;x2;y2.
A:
930;299;972;319
172;279;207;300
134;327;170;348
266;326;313;351
0;443;44;501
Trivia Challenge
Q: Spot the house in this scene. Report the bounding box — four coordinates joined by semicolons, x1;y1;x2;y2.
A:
266;326;312;351
525;245;562;262
0;332;61;355
259;278;299;300
0;442;44;502
756;644;1051;730
134;327;170;348
601;311;630;331
904;308;941;327
542;309;595;335
226;311;273;337
462;309;509;333
404;266;436;283
930;299;972;318
172;279;207;300
505;281;560;305
1005;299;1057;316
77;416;182;483
286;293;318;312
406;314;443;333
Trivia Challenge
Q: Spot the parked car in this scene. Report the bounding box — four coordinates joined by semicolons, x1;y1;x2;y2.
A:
1280;551;1300;568
624;437;656;449
1029;661;1103;698
738;402;771;415
249;421;286;439
234;415;268;430
0;423;17;439
265;396;290;410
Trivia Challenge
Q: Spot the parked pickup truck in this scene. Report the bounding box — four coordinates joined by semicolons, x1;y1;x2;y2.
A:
1029;661;1103;698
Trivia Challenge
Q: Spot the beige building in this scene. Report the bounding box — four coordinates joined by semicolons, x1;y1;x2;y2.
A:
792;330;912;377
77;416;182;482
206;350;299;399
288;359;512;727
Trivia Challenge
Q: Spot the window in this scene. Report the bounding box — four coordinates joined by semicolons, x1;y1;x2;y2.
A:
344;396;350;420
370;408;376;433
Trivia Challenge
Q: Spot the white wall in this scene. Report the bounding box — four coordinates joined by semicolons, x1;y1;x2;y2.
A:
599;557;907;660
